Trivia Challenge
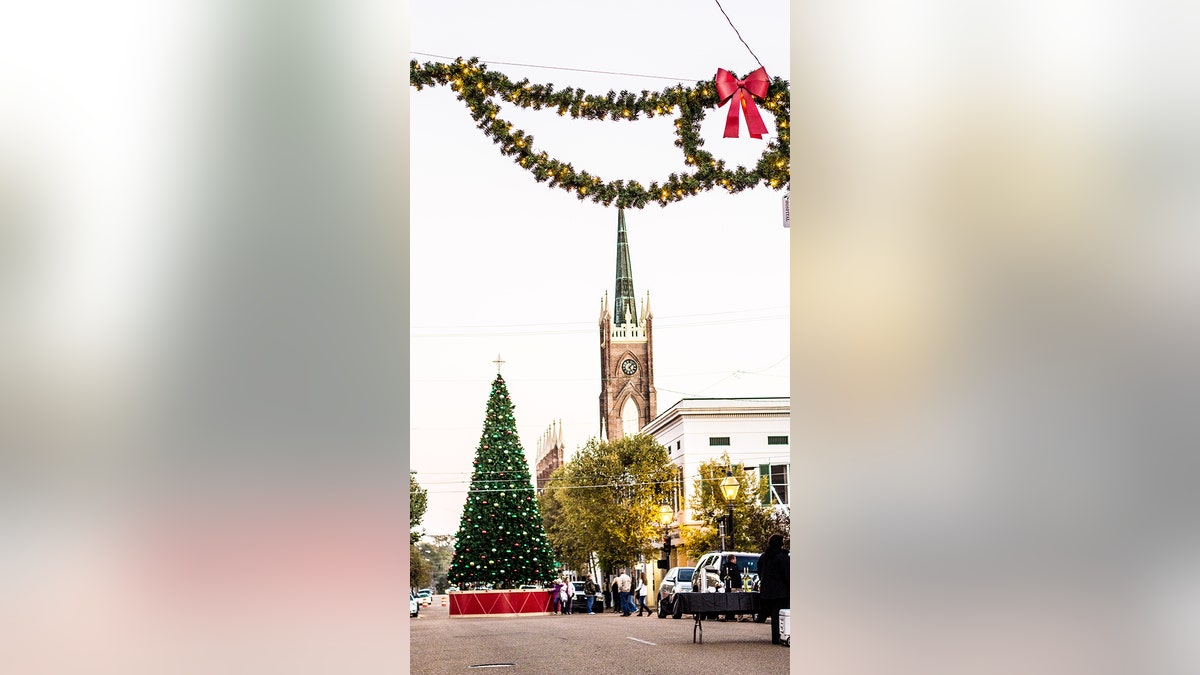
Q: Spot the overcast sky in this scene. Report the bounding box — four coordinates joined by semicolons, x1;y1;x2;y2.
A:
409;0;791;536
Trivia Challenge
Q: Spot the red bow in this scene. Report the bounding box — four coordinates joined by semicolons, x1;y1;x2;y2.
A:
715;67;770;139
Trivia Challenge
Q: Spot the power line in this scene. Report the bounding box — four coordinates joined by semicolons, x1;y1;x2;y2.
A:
411;51;701;83
411;313;786;338
410;362;785;384
423;473;774;495
417;459;791;486
712;0;764;70
413;306;788;332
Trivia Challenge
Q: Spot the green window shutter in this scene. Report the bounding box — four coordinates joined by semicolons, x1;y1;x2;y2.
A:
759;464;771;505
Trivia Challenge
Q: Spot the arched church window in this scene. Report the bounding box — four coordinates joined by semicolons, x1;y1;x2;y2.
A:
621;398;640;437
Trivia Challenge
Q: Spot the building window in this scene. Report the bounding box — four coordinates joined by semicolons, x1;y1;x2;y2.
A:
671;465;684;512
758;463;789;505
767;435;788;445
708;437;730;446
621;398;640;437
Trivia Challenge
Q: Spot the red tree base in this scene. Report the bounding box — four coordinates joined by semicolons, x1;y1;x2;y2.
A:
447;589;554;617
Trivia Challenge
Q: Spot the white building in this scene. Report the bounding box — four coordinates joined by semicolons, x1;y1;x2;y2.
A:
641;397;790;566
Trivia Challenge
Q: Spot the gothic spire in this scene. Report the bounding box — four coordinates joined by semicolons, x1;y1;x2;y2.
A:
614;208;638;326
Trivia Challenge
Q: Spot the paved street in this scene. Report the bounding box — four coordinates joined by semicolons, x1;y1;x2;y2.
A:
410;595;790;674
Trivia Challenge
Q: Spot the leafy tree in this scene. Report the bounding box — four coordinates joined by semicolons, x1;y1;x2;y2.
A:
417;534;456;592
538;468;592;574
447;374;557;588
410;544;432;589
745;501;790;551
410;473;427;545
542;434;677;572
681;453;776;558
409;474;430;588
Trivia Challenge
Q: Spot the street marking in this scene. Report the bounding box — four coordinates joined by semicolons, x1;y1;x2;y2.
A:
626;637;657;646
468;665;515;669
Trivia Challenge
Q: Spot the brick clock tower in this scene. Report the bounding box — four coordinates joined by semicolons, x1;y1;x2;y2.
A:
599;209;656;441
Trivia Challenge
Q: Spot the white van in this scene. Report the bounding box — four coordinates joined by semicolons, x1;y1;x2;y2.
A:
693;551;761;591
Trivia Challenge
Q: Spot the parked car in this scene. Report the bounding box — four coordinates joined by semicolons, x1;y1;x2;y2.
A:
446;586;459;593
409;589;419;618
675;551;762;620
655;566;695;618
693;551;760;591
566;581;604;613
417;589;433;606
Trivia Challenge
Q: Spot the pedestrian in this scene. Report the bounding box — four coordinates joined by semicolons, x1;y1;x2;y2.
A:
724;554;743;621
617;569;633;617
558;575;573;615
611;576;621;613
583;575;598;614
726;555;744;591
550;577;565;615
635;573;651;616
758;534;790;645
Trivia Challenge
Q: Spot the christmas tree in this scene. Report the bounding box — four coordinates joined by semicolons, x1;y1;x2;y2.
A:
447;373;557;588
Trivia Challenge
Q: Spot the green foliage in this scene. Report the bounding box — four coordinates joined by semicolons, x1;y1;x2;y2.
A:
410;57;790;209
538;467;595;573
681;453;776;558
417;534;456;592
410;544;432;589
542;434;678;572
745;507;791;552
409;473;428;546
447;375;557;588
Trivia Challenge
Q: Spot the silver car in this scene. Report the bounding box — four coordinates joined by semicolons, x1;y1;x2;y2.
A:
655;566;695;618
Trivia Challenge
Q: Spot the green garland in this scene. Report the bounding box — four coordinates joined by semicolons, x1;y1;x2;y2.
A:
410;57;790;209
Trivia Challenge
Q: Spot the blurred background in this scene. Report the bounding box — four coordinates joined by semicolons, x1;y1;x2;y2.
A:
789;1;1199;673
1;0;1197;673
1;1;408;672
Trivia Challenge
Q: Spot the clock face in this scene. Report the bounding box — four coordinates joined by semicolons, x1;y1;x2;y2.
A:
621;358;638;375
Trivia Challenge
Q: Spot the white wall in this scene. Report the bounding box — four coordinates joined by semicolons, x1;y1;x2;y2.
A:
645;400;790;533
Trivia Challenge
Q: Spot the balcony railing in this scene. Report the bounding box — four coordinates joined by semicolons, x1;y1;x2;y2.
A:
610;323;645;340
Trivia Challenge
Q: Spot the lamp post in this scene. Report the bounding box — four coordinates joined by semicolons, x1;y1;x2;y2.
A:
657;503;674;566
719;469;740;551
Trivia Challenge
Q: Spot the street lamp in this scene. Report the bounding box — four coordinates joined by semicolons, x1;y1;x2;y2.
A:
719;469;740;551
657;503;674;528
657;503;674;562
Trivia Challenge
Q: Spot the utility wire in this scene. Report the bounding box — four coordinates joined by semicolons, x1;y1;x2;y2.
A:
414;305;788;332
712;0;764;70
412;313;786;338
411;51;701;83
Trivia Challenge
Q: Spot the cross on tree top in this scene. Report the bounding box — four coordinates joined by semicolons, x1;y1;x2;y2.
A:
493;354;505;374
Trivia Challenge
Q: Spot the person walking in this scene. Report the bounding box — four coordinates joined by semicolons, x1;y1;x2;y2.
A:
635;573;651;616
583;575;598;614
758;534;790;645
551;577;566;615
617;570;633;617
610;576;620;613
550;578;564;615
558;575;574;615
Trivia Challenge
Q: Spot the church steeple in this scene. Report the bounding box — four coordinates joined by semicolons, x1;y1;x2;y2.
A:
614;208;638;327
599;207;656;441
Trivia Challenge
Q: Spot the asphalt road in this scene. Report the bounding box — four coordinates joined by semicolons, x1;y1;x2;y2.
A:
410;595;790;674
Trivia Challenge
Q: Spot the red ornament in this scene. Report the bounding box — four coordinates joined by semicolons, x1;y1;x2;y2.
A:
715;67;770;139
